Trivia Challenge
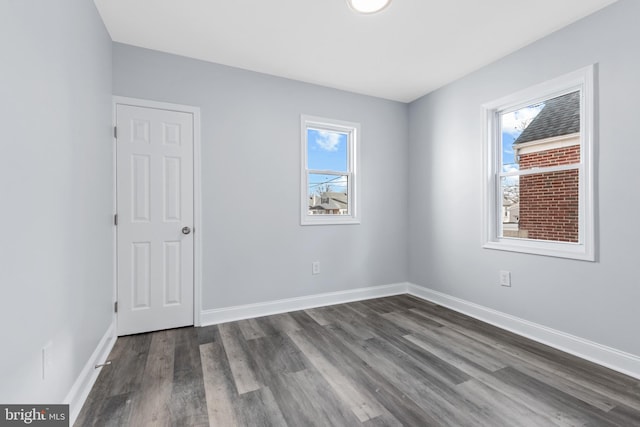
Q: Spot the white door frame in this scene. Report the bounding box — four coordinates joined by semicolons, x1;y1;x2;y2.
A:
112;96;202;328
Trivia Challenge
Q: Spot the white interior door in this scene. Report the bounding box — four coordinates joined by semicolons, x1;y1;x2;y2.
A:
116;103;194;336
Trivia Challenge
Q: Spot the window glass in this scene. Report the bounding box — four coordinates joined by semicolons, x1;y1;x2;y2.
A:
301;116;360;225
482;65;594;260
308;174;349;216
307;129;348;172
498;91;581;243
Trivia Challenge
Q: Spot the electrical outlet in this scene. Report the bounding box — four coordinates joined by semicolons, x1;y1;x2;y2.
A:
312;261;320;275
499;270;511;287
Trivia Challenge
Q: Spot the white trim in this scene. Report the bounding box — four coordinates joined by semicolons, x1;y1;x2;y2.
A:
64;320;117;426
112;96;203;328
111;102;118;334
199;282;640;380
514;132;579;156
407;283;640;380
500;163;580;178
200;283;408;326
113;96;201;116
193;107;203;326
301;115;361;226
484;66;591;113
483;238;593;261
481;65;596;261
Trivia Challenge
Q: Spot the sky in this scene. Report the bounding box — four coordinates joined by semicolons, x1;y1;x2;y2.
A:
307;129;348;195
307;129;347;171
501;103;544;173
305;105;543;197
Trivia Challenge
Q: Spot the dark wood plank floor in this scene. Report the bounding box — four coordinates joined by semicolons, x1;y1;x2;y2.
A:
75;295;640;426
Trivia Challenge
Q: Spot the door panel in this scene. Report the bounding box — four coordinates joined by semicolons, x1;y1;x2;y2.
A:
116;104;194;336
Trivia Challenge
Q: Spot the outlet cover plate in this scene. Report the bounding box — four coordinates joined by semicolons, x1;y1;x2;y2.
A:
499;270;511;287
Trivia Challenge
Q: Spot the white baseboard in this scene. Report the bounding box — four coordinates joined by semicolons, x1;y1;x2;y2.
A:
407;283;640;380
200;281;640;380
200;282;409;326
64;319;117;426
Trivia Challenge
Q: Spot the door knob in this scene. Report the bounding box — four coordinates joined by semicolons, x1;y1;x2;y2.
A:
182;226;192;235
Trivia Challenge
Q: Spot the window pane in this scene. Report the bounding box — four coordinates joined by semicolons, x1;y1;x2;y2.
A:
500;103;543;173
484;66;594;260
308;173;349;216
502;91;580;172
500;176;523;238
307;129;348;172
501;170;579;243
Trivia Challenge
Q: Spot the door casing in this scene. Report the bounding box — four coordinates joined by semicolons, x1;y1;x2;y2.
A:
112;96;202;332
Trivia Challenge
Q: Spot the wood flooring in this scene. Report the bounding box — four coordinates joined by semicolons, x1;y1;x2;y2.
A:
75;295;640;426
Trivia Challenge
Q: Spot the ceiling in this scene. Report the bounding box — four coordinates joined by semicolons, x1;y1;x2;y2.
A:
94;0;617;103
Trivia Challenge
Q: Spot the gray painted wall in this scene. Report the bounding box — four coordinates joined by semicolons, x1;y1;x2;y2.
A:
113;44;410;310
4;0;635;406
0;0;113;402
408;0;640;356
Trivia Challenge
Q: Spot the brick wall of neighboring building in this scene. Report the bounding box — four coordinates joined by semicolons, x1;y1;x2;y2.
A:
518;145;580;169
518;145;579;242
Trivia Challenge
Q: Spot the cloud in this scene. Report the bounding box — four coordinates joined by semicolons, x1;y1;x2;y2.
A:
331;175;348;188
501;175;520;187
501;104;544;138
503;164;519;174
315;130;342;152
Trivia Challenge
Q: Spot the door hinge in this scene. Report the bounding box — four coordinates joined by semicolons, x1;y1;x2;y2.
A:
113;126;118;139
114;301;118;313
114;214;118;226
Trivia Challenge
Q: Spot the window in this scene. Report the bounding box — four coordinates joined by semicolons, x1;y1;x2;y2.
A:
301;115;360;225
482;65;595;260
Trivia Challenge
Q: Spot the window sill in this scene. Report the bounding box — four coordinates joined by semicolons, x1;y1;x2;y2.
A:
483;240;594;261
301;217;361;226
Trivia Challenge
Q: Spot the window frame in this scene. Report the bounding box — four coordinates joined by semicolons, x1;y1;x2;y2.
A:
301;115;361;226
481;65;595;261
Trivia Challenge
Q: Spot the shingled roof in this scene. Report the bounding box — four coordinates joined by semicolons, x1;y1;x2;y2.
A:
513;91;580;145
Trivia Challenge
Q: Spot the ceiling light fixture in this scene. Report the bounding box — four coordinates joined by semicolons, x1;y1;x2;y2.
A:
347;0;391;14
